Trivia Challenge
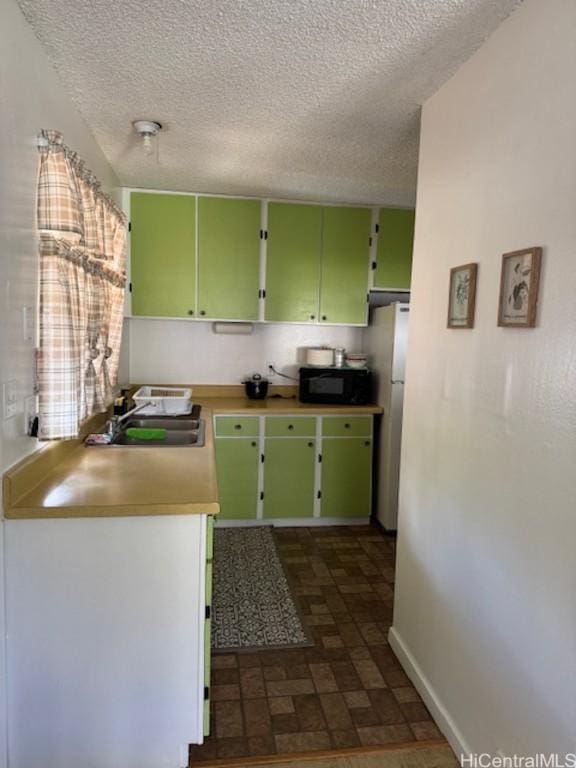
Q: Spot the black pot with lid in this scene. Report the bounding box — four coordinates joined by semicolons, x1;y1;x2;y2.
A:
244;373;269;400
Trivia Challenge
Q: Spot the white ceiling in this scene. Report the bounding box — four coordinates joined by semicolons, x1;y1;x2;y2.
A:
19;0;521;206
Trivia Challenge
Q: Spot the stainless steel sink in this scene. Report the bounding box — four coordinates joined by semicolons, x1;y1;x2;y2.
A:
111;418;205;447
123;418;200;431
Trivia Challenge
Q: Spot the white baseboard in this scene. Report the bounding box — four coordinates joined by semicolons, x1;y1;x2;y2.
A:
215;517;370;528
388;626;471;760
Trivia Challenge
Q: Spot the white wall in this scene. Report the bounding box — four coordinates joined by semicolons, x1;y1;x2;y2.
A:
391;0;576;757
0;0;118;471
0;1;118;765
128;318;363;385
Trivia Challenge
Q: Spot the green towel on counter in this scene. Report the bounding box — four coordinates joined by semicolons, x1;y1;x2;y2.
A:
125;428;167;441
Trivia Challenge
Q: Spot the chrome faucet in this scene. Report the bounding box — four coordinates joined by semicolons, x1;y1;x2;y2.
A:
105;401;155;439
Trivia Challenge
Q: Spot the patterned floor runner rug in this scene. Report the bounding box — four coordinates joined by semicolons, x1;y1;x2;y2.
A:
211;526;313;652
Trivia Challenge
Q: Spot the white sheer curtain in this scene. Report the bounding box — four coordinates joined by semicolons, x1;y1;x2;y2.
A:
37;129;127;439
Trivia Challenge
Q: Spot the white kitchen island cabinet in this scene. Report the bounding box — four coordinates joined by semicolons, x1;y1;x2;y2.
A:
5;513;210;768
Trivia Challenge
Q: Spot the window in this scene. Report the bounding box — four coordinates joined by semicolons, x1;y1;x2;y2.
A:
36;130;127;439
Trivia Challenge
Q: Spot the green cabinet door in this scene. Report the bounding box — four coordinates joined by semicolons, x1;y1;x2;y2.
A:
204;558;212;736
375;208;415;290
130;192;196;317
204;520;214;736
215;438;259;519
198;197;261;320
265;203;322;322
320;207;371;325
263;438;316;519
321;438;372;518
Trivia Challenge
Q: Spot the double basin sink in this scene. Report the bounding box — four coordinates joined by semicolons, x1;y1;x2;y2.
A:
111;417;205;448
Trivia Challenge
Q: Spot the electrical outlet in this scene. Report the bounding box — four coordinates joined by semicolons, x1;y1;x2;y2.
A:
22;305;35;343
266;361;276;377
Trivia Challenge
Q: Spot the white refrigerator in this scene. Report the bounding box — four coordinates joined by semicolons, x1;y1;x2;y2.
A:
363;303;409;531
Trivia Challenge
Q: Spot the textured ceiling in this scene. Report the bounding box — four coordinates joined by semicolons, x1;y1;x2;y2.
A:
19;0;521;205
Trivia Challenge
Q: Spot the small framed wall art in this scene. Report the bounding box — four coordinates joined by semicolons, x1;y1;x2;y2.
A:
497;247;542;328
447;262;478;329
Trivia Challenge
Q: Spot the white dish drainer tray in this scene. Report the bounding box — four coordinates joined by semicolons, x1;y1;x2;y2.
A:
132;386;193;416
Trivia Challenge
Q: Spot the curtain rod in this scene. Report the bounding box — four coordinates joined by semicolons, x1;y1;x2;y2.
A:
37;129;126;222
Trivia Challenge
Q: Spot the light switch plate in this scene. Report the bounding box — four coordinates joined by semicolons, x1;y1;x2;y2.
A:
22;305;35;343
2;380;19;420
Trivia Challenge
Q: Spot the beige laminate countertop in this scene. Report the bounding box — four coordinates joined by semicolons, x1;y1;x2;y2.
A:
3;392;382;520
197;396;382;415
4;411;220;520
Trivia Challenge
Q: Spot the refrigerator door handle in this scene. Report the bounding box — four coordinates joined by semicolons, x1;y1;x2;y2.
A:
391;380;404;385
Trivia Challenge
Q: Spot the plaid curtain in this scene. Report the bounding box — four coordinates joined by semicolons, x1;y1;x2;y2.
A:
37;130;127;440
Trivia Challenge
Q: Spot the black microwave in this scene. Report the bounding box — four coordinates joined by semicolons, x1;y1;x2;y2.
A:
299;366;372;405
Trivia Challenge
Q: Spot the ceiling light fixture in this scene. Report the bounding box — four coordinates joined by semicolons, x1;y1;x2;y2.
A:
132;119;163;156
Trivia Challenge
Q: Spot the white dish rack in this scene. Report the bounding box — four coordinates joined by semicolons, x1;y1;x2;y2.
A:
132;386;193;416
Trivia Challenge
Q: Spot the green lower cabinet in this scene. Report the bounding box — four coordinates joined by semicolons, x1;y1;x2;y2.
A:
214;416;259;438
203;558;212;736
215;438;259;519
205;515;214;561
321;438;372;518
204;516;214;737
214;415;374;523
263;438;316;519
375;208;415;290
205;559;213;614
204;695;210;739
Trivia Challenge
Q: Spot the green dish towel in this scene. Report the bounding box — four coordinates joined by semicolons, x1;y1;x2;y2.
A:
125;427;167;441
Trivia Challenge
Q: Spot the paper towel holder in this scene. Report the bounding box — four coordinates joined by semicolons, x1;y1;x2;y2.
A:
212;322;254;335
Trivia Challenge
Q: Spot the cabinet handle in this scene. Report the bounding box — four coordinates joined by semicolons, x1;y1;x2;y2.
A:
310;314;316;320
345;423;351;429
288;424;294;430
322;315;327;321
200;310;206;316
234;424;242;430
251;441;257;447
308;441;314;447
187;309;194;316
365;440;371;446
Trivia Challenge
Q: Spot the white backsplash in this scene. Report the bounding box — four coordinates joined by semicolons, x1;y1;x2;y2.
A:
126;318;363;385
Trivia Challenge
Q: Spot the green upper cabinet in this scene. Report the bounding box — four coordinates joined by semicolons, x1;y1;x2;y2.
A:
265;203;322;323
197;197;261;320
130;192;196;317
374;208;415;290
320;206;371;325
265;202;370;325
129;190;399;324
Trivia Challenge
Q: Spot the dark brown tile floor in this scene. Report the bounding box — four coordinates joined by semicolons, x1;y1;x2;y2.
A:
189;524;443;764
